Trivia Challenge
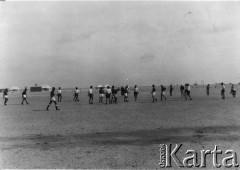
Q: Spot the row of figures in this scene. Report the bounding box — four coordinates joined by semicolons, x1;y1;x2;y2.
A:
2;83;238;109
206;83;237;99
72;85;137;105
1;84;191;108
151;83;192;103
2;88;29;106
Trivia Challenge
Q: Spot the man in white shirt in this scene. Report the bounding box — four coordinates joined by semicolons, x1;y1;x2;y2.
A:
57;87;62;102
105;86;112;105
73;87;80;102
88;86;93;104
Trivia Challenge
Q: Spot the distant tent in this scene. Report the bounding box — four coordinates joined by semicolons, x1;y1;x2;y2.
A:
96;85;103;89
9;86;20;92
42;84;51;91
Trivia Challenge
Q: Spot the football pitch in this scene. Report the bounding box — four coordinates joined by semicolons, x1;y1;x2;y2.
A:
0;85;240;168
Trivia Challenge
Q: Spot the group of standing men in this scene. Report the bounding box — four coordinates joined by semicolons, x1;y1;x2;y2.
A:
98;85;139;104
71;85;139;105
180;84;192;100
2;88;29;106
206;83;237;99
151;83;192;103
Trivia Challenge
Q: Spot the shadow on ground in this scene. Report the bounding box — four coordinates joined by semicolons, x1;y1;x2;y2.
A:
1;125;240;150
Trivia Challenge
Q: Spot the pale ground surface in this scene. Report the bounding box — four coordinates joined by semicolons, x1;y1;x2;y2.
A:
0;85;240;169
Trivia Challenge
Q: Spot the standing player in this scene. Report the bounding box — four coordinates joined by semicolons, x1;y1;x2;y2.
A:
99;87;104;103
111;86;115;103
112;86;120;104
121;86;125;98
3;88;8;105
21;88;29;105
169;84;174;96
180;85;184;98
185;84;192;100
124;85;129;102
133;85;139;101
57;87;62;102
105;86;112;105
151;84;157;102
73;87;80;102
230;84;236;98
221;83;225;99
88;86;93;104
161;85;167;101
46;87;60;111
206;84;210;96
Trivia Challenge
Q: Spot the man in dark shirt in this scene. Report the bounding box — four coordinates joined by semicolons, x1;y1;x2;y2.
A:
206;84;210;96
99;87;104;103
46;87;60;110
121;86;124;97
21;88;29;105
112;86;120;104
169;84;174;96
3;88;8;105
180;85;184;98
161;85;167;101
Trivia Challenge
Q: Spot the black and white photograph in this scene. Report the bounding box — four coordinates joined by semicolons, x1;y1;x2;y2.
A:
1;0;240;169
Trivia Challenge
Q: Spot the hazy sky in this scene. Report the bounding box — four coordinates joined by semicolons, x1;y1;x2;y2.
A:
1;1;240;88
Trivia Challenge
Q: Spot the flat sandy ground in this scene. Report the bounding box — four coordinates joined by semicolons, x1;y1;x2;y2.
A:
1;85;240;169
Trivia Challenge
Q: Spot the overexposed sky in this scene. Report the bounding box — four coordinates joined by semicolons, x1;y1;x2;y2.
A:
1;1;240;88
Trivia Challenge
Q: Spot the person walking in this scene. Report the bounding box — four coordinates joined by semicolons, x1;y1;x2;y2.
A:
99;87;104;103
151;84;157;102
161;85;167;101
73;87;80;102
112;86;120;104
46;87;60;111
230;84;236;98
3;88;8;105
185;84;192;100
21;88;29;105
180;85;184;98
